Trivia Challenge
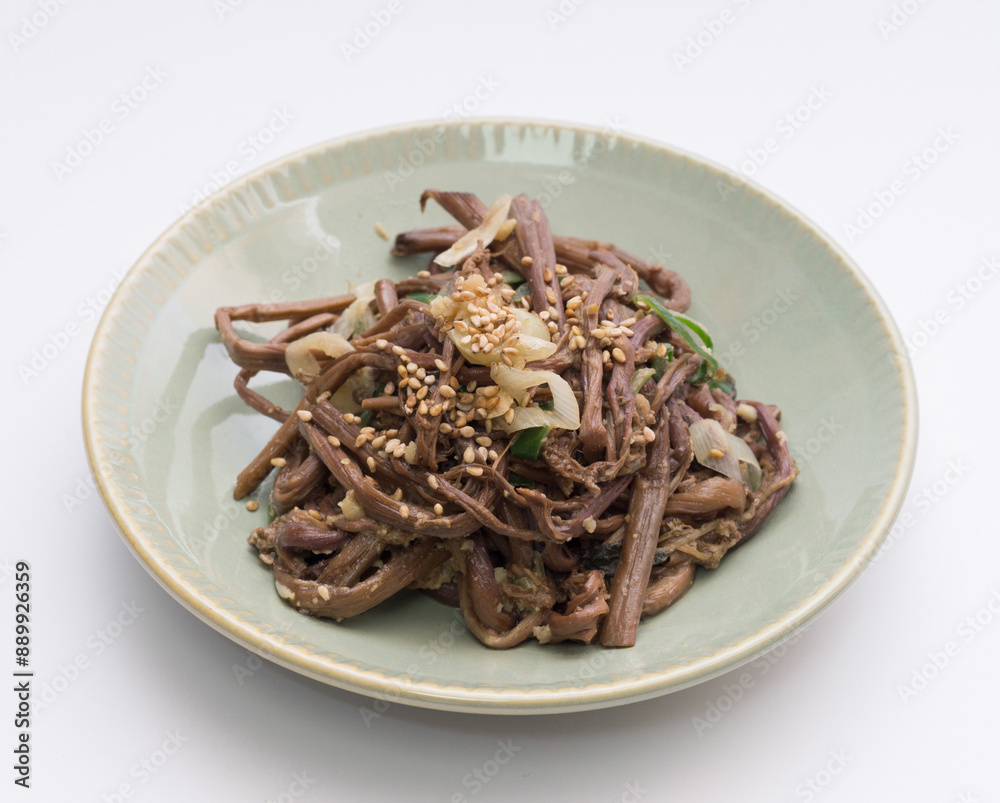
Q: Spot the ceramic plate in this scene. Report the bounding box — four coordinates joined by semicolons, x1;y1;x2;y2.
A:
83;119;917;714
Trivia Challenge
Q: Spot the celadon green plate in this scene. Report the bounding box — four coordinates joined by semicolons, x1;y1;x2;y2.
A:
83;119;917;714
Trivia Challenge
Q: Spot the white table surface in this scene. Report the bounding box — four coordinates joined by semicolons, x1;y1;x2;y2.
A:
4;1;999;800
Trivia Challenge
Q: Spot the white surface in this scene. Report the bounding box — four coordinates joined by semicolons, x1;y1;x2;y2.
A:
4;1;998;800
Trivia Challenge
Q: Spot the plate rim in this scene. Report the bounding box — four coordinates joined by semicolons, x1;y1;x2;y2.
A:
82;116;919;714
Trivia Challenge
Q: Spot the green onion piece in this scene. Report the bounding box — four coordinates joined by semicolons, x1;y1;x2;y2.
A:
709;376;737;397
511;426;550;460
630;367;657;394
651;345;674;380
509;473;535;488
359;409;374;427
512;283;531;304
406;291;431;304
635;294;720;384
500;270;526;288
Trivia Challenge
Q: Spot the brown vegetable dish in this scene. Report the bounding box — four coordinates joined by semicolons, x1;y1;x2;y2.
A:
214;190;797;648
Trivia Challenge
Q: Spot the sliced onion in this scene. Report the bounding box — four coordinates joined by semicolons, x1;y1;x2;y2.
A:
512;308;550;341
447;328;556;367
630;367;657;394
331;366;377;413
690;418;763;490
491;364;580;432
285;331;354;383
330;281;376;338
433;194;512;267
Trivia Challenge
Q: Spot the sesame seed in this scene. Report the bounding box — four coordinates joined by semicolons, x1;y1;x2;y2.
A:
371;435;386;448
392;487;403;501
555;263;568;275
375;338;388;350
393;444;407;458
602;350;611;363
475;436;493;447
433;503;444;515
587;303;600;316
355;435;367;448
463;446;476;463
246;500;259;512
643;427;656;442
478;446;489;460
418;400;429;415
709;448;725;459
399;505;409;519
416;385;429;400
434;358;448;372
407;377;422;390
384;438;400;452
583;516;597;533
307;508;323;521
466;466;484;477
521;256;533;266
545;289;557;304
574;335;587;350
488;449;499;461
384;382;395;395
459;425;475;438
406;362;418;374
392;345;407;356
417;270;431;279
367;456;377;471
612;347;627;363
439;423;453;434
295;409;313;422
397;365;409;379
270;457;286;468
428;475;439;489
375;221;390;240
429;403;443;416
340;458;351;465
439;385;456;398
317;586;330;601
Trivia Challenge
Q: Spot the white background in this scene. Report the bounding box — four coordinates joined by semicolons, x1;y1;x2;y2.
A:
4;1;999;801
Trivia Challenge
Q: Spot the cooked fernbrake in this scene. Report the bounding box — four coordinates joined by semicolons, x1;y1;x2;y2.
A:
215;189;798;649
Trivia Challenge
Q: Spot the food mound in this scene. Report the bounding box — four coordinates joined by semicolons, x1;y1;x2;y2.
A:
215;190;797;648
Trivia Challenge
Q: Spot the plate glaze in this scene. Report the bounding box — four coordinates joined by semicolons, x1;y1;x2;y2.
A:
83;119;917;714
